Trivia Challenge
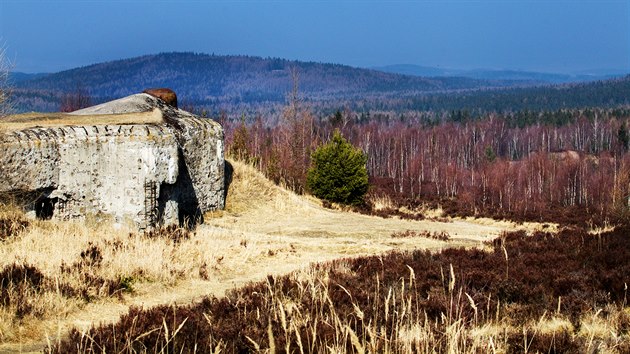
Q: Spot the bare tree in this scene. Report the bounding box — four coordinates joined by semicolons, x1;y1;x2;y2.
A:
279;66;317;193
0;43;13;117
60;85;92;112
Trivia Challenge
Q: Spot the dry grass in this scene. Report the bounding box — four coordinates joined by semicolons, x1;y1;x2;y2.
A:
369;193;395;211
578;306;630;352
0;220;239;344
53;259;630;353
0;159;554;351
0;108;163;132
211;160;541;245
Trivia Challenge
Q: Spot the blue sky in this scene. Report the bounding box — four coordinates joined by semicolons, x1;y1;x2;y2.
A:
0;0;628;74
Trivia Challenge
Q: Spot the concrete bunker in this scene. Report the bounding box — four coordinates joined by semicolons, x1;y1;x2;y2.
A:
0;90;225;229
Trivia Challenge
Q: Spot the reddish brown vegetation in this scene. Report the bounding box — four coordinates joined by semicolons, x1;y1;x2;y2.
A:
59;242;128;301
144;224;192;244
51;226;630;353
391;229;450;241
59;86;92;112
0;243;132;322
224;111;630;226
0;264;45;318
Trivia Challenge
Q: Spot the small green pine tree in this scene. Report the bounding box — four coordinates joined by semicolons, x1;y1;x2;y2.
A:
307;130;368;205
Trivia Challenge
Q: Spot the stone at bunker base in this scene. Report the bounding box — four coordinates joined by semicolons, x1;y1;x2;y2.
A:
0;90;225;229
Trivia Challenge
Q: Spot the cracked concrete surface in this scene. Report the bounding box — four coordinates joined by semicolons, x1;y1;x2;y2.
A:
0;93;224;229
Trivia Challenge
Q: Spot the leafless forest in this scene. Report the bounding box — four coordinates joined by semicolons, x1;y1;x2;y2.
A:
223;107;630;226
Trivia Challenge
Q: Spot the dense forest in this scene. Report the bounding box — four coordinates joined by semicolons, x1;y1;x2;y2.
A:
13;52;630;116
373;63;621;83
371;76;630;113
12;52;512;113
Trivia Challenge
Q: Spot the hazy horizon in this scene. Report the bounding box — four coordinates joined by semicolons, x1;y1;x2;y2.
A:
1;0;629;75
8;52;630;77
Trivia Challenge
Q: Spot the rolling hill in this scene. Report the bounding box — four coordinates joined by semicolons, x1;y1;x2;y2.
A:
7;72;50;84
11;52;528;113
376;74;630;113
372;64;625;84
9;52;630;116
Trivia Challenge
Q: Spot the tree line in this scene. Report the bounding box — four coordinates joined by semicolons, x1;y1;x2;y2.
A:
12;52;630;116
223;107;630;225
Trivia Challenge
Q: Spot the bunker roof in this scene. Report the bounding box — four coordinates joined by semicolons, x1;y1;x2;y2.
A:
0;108;163;132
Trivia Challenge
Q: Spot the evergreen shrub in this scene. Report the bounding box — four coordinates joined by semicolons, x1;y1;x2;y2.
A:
306;130;368;205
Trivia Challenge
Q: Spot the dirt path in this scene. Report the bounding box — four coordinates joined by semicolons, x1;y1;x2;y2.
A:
0;161;547;353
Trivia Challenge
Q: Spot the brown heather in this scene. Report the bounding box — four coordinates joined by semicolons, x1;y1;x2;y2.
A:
52;226;630;353
1;159;532;350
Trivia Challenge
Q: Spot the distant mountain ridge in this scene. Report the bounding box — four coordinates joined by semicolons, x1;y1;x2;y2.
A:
8;72;50;84
372;64;626;84
12;52;531;111
9;52;630;115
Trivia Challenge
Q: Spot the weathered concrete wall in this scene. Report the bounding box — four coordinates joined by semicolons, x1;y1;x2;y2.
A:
72;93;226;223
1;124;180;227
0;129;60;192
52;125;179;227
0;92;224;228
175;117;225;211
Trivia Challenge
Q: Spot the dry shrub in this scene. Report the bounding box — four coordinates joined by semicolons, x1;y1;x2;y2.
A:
0;259;127;328
0;206;30;241
59;242;129;301
507;328;583;353
144;224;192;244
55;304;214;353
391;229;451;241
0;217;218;342
355;192;428;220
0;263;45;318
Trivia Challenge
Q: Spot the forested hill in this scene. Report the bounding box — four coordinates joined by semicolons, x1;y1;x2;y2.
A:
372;64;623;84
13;52;524;110
381;75;630;114
12;52;630;115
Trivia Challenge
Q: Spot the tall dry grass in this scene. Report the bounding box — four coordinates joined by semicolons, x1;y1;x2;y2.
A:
0;158;592;351
217;159;322;216
52;257;630;353
0;207;243;343
50;223;630;353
